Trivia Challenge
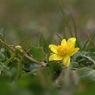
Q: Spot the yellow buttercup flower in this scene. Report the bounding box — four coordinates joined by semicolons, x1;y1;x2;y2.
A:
49;37;79;67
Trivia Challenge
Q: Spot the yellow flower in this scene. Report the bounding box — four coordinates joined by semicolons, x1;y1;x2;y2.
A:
49;37;79;67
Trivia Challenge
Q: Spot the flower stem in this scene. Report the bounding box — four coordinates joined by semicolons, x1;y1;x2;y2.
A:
0;39;14;52
16;57;23;79
4;53;16;65
0;39;46;66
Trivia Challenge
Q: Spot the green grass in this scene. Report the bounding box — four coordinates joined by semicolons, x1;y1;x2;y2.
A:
0;0;95;95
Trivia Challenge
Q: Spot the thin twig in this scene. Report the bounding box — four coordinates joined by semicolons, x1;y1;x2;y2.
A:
24;53;46;67
0;39;46;67
0;39;14;52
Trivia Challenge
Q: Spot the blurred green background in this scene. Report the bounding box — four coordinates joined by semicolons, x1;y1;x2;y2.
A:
0;0;95;45
0;1;95;95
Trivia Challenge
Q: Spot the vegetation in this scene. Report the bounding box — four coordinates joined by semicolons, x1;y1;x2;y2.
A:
0;0;95;95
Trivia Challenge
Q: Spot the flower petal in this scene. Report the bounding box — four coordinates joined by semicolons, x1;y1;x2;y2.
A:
70;48;79;56
49;44;58;53
63;56;70;67
61;39;67;46
67;37;76;47
49;54;63;61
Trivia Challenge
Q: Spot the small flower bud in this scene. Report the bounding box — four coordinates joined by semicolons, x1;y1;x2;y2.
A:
15;45;23;53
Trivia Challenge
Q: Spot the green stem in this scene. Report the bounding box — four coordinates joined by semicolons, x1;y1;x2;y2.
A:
16;56;23;79
71;16;81;48
0;39;14;52
4;53;16;65
0;39;46;67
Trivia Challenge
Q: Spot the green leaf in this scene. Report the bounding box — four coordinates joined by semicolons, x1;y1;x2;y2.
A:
38;33;49;53
81;51;95;62
76;67;95;81
0;61;9;71
47;61;62;80
28;46;46;61
0;51;5;61
73;51;95;67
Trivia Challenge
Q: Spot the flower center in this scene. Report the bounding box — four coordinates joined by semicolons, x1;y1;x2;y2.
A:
57;45;68;56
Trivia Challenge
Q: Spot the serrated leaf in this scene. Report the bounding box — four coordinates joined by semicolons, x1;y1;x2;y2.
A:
28;46;46;61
